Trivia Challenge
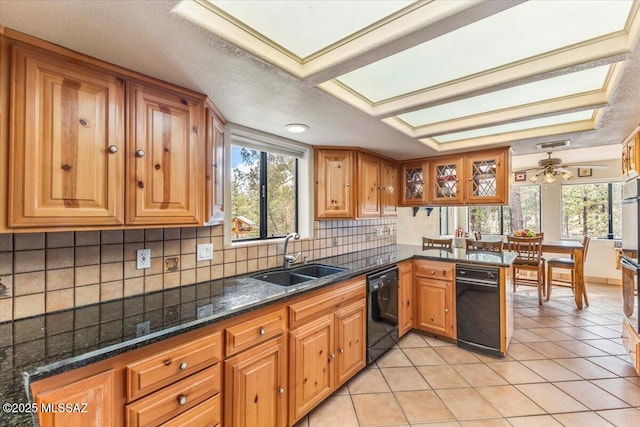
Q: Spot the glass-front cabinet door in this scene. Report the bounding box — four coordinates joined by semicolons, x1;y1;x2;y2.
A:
400;161;428;205
430;156;464;205
464;149;509;204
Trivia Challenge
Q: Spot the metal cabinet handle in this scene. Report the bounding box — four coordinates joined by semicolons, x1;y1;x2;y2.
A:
330;353;335;360
339;348;344;353
346;182;350;187
445;308;449;313
278;387;285;394
177;394;187;405
259;327;266;336
108;145;118;153
179;362;188;370
430;270;435;275
136;149;145;157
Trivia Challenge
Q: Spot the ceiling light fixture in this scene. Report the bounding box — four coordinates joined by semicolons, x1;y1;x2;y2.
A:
529;167;573;184
285;123;309;133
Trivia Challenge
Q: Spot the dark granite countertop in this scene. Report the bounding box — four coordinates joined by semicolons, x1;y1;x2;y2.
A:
0;244;515;426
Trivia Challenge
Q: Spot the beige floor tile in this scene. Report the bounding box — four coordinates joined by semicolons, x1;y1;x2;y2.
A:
475;385;544;417
506;343;547;361
403;347;446;366
411;423;460;427
422;335;455;347
459;419;511;427
520;360;582;382
351;393;408;426
485;361;545;384
397;332;430;348
436;388;501;420
506;415;563;427
591;378;640;406
554;327;605;340
453;364;509;387
581;325;624;339
515;383;587;413
394;390;455;424
554;339;608;357
526;328;574;341
555;357;618;379
586;356;639;377
380;367;430;391
514;318;547;328
333;384;349;395
511;329;547;342
418;365;470;389
531;316;572;327
348;367;390;394
596;408;640;427
434;346;482;364
308;395;358;427
582;339;628;355
553;380;629;410
551;411;614;427
375;348;413;368
523;341;578;358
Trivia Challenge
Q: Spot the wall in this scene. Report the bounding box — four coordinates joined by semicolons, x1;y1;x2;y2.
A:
0;218;396;322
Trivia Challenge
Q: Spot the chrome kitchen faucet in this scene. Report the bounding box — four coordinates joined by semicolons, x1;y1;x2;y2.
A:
283;232;301;268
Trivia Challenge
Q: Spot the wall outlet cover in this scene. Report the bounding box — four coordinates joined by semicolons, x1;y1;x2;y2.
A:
197;243;214;261
136;249;151;269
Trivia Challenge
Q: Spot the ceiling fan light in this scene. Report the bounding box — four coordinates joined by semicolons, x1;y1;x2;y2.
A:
561;171;572;180
529;174;539;183
544;172;557;184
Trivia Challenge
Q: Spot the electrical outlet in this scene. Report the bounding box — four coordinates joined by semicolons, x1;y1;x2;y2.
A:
136;320;150;337
136;249;151;269
197;243;214;261
331;237;338;246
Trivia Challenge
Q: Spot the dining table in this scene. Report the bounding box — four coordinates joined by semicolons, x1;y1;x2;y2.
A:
541;240;586;309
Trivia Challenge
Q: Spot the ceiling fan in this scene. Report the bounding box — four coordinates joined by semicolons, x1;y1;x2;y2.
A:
514;152;607;184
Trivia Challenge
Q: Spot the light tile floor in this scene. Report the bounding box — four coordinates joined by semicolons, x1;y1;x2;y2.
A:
293;283;640;426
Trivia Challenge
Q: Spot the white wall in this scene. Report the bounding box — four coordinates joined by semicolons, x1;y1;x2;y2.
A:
396;157;623;282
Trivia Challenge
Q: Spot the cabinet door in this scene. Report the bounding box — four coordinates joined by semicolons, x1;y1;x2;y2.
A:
35;370;115;427
335;300;366;386
429;156;464;205
9;46;124;227
289;314;334;423
400;161;427;205
381;160;398;216
415;278;455;338
315;149;354;219
205;104;225;224
398;261;414;338
622;141;629;176
127;81;203;225
630;134;640;177
464;149;508;204
225;336;287;427
357;152;381;218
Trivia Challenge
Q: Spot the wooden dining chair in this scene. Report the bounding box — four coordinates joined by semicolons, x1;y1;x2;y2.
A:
422;237;453;250
507;235;545;305
546;236;591;305
465;239;503;252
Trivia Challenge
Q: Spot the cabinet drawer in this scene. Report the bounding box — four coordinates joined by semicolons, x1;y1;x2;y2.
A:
160;394;220;427
622;318;640;375
289;277;365;328
126;364;221;427
414;260;454;280
225;308;286;356
127;332;222;401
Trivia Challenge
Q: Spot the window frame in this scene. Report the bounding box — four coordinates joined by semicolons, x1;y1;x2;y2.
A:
560;181;621;240
231;144;299;242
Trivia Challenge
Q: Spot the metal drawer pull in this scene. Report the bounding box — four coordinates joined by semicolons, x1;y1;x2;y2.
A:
339;348;344;353
136;149;145;157
330;353;335;360
177;394;187;405
179;362;188;370
259;327;266;336
278;387;285;394
108;145;118;153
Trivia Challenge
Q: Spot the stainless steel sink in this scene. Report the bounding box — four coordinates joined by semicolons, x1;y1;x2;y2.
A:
251;264;348;286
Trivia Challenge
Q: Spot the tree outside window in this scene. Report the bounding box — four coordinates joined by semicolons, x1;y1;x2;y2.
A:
468;185;540;235
231;145;297;241
561;183;621;239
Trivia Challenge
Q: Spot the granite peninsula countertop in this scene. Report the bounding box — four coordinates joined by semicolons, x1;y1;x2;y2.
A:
0;244;516;426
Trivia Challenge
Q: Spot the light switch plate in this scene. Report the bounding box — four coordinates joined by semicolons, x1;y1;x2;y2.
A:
137;248;151;269
197;243;213;261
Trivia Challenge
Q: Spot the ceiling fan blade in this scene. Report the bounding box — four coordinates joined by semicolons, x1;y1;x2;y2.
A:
513;167;545;172
556;167;574;175
563;164;607;169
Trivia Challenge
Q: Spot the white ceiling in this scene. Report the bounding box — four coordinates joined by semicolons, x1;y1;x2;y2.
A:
1;0;639;164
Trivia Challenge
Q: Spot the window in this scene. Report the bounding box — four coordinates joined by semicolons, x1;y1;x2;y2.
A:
468;185;540;235
231;145;297;241
561;182;621;239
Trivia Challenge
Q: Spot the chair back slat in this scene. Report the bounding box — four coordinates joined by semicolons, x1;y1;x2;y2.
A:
423;237;453;250
507;235;543;263
465;239;503;252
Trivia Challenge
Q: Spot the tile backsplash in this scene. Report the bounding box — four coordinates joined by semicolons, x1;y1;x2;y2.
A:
0;218;396;322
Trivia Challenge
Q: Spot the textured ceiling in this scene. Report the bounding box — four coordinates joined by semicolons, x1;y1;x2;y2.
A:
1;0;639;164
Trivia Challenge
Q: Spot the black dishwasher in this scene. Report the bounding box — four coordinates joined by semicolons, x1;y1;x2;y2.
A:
456;264;501;357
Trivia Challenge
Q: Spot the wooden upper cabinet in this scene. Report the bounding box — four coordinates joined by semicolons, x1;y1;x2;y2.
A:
381;159;398;216
399;161;428;206
464;148;509;204
205;102;225;224
623;132;640;178
429;155;464;205
8;45;125;227
126;81;204;225
357;152;381;218
315;149;354;219
35;370;115;427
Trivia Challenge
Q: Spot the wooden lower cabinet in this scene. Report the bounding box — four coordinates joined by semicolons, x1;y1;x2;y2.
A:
160;394;220;427
398;261;414;337
35;370;115;427
335;300;366;386
224;336;287;427
415;277;456;339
